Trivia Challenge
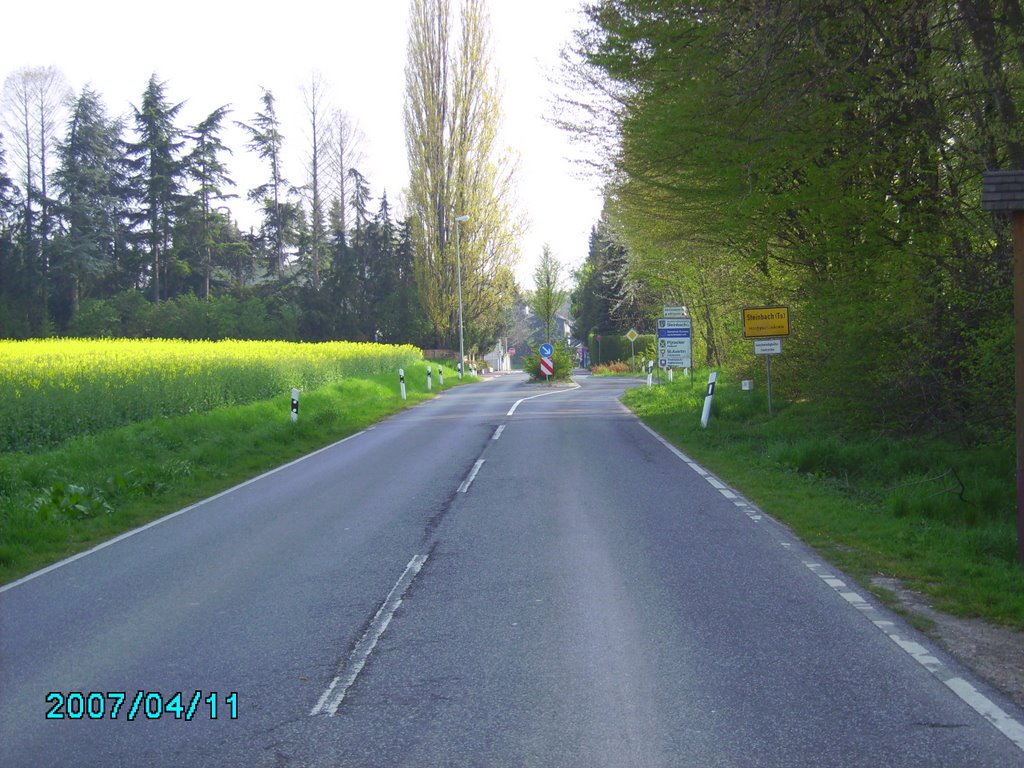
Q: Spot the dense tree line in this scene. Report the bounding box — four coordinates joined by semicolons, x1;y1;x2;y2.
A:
568;1;1024;436
0;57;513;351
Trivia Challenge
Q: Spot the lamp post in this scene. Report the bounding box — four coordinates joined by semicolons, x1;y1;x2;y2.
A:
455;214;470;378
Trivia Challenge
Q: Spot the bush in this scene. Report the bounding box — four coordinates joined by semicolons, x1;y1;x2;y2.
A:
591;361;630;375
587;331;655;365
524;343;575;381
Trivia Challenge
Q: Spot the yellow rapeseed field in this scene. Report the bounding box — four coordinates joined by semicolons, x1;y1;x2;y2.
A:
0;338;422;452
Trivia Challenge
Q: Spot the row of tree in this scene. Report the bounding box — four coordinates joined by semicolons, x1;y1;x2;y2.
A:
1;0;520;353
566;0;1023;437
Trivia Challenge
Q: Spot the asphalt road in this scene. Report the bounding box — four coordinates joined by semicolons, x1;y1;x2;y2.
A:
2;373;1023;767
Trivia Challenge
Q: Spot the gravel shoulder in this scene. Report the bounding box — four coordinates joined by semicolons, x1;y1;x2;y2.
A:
872;576;1024;710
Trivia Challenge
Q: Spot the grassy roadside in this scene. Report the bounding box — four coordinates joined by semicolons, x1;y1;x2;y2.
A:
623;371;1024;630
0;362;472;585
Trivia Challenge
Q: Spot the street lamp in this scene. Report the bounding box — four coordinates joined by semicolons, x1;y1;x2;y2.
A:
454;214;470;378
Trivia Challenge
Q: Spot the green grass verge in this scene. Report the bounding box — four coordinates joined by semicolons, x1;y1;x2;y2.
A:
624;371;1024;630
0;362;473;585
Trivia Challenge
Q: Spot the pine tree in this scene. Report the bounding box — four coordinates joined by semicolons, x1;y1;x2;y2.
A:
238;88;293;277
124;74;185;301
181;105;235;298
50;87;126;327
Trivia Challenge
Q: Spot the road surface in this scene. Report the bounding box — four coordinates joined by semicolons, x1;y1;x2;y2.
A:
2;373;1023;766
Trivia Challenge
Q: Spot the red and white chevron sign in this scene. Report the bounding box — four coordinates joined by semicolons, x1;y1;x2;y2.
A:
540;356;554;376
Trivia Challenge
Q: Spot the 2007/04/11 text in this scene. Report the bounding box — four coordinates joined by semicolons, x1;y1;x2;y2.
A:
46;691;238;720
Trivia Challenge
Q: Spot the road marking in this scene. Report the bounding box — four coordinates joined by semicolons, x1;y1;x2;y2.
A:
0;429;372;594
458;459;485;493
805;560;1024;752
507;384;580;415
311;554;429;717
492;425;505;440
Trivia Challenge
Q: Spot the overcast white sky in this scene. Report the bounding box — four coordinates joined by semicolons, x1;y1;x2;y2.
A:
0;0;604;289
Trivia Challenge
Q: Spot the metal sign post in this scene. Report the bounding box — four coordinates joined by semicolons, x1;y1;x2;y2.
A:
982;171;1024;563
754;338;782;416
626;329;639;371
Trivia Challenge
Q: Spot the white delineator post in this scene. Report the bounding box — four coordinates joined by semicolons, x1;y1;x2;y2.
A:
291;388;299;422
701;372;717;428
439;366;444;387
427;365;432;391
399;369;406;401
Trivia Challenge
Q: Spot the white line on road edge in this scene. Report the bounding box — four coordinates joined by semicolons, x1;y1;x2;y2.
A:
805;561;1024;752
0;429;372;595
492;425;505;440
636;418;1024;752
458;459;486;493
507;384;580;416
311;554;428;717
637;422;733;494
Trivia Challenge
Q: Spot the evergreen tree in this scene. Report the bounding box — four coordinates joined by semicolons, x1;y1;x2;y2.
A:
0;134;25;334
326;196;359;338
50;87;127;327
124;74;186;301
238;88;294;277
180;105;235;299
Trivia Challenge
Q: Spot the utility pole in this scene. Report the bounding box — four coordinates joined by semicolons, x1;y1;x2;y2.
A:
982;171;1024;564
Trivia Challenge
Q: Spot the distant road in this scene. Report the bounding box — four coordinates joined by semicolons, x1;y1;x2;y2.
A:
2;373;1022;766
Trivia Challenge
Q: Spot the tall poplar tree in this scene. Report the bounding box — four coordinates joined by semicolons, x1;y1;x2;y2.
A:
404;0;519;349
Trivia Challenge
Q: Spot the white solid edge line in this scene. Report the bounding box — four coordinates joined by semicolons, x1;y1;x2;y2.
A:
311;554;429;717
0;429;371;594
507;383;580;416
636;414;1024;752
458;459;486;493
805;561;1024;752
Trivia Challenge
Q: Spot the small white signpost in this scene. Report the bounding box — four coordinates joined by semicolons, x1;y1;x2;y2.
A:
754;338;782;356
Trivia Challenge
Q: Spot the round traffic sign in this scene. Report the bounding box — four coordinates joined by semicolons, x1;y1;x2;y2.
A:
539;343;554;358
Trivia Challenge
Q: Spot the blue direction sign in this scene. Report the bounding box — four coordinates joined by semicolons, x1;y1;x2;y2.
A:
657;318;692;338
539;343;554;358
657;318;692;369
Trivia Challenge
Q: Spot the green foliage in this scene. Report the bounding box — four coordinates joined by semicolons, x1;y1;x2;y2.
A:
573;1;1020;436
32;481;112;521
523;342;575;381
528;245;568;343
587;332;654;367
570;211;647;340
